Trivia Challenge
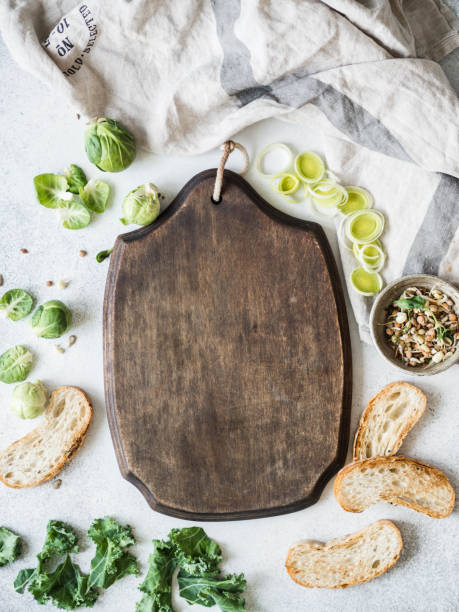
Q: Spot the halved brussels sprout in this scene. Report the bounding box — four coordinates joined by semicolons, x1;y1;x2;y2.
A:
85;117;136;172
0;289;34;321
120;183;160;226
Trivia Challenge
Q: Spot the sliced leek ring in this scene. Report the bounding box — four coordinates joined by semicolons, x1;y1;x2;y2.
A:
294;152;325;184
358;244;386;273
345;210;385;244
255;143;293;177
270;172;302;202
338;186;373;215
352;240;382;261
308;179;348;209
350;267;383;296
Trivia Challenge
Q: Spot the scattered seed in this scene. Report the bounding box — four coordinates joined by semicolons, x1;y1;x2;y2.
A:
68;335;77;347
52;479;62;489
20;248;28;254
55;345;65;354
58;280;69;290
46;280;53;287
79;250;87;257
0;274;3;287
76;113;81;120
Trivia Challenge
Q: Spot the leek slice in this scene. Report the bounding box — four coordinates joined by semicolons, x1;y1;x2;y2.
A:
345;210;384;244
308;179;348;209
357;244;386;273
338;186;373;215
270;172;301;202
294;152;325;183
350;267;383;296
352;239;382;261
255;143;293;177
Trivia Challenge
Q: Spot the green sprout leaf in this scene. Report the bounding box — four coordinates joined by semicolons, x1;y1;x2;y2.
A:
96;248;113;263
79;179;110;213
0;527;22;566
58;197;91;230
34;174;69;208
393;296;426;311
65;164;88;194
31;300;71;339
0;289;34;321
0;345;33;384
85;117;136;172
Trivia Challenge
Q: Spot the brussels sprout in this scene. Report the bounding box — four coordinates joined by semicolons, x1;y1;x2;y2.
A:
10;380;48;419
96;248;113;263
31;300;71;338
0;289;34;321
85;117;136;172
120;183;160;226
0;345;33;384
34;174;70;208
79;179;110;213
58;197;91;230
64;164;87;194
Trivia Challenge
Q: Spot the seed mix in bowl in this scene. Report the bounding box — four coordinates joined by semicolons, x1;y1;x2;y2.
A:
384;286;459;368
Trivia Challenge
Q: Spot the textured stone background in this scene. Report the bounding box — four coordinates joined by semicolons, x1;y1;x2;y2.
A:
1;4;459;611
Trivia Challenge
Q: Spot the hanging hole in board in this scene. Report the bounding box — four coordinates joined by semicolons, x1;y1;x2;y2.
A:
211;195;222;205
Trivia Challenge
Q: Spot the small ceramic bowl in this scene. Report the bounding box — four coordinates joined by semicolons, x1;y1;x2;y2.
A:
369;274;459;376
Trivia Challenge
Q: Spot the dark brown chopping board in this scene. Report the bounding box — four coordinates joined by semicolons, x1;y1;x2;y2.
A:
103;169;352;520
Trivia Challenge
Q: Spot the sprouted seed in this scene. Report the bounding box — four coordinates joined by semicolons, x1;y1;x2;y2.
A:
55;345;65;354
385;286;458;367
68;335;77;347
58;280;69;290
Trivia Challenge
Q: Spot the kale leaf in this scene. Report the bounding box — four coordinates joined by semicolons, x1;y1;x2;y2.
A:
0;526;21;566
136;527;246;612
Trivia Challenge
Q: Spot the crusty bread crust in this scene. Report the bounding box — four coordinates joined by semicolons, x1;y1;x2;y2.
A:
0;386;92;488
334;456;455;518
353;382;426;461
285;520;402;589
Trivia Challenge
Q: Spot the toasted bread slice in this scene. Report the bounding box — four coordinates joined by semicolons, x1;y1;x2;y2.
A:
286;520;402;589
0;386;92;488
335;456;455;518
353;382;426;460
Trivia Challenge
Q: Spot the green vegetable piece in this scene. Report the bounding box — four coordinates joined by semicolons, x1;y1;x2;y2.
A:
120;183;160;226
87;516;139;590
394;296;426;310
0;345;33;384
0;527;21;566
58;197;91;230
0;288;34;321
96;248;113;263
136;540;176;612
79;179;110;213
39;520;80;561
10;380;48;419
34;173;70;208
31;300;71;338
64;164;88;194
85;117;136;172
136;527;246;612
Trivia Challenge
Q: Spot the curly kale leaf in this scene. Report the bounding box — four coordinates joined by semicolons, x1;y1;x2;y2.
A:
0;526;21;566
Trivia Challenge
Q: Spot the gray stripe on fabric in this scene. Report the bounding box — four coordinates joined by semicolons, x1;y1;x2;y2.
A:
403;173;459;275
210;0;409;161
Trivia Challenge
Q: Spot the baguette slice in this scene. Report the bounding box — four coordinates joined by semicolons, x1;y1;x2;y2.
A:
335;456;455;518
0;386;92;488
286;520;402;589
353;382;426;460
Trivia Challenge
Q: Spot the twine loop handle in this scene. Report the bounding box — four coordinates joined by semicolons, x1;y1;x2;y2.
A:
212;140;249;203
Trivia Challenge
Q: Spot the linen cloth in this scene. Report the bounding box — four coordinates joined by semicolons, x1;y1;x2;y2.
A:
1;0;459;341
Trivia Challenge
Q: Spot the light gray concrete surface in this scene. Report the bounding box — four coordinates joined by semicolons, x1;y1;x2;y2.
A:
1;7;459;612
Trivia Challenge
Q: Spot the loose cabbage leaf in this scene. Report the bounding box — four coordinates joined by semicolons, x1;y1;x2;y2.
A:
0;345;33;383
64;164;88;194
136;527;246;612
0;526;21;566
58;197;91;230
79;179;110;213
0;289;34;321
87;517;139;590
34;174;69;208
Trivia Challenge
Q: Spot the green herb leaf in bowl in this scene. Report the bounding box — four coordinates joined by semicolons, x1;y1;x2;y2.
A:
31;300;71;339
58;197;91;230
0;289;34;321
393;296;426;310
0;345;33;384
64;164;88;195
79;179;110;213
0;527;22;566
34;174;69;209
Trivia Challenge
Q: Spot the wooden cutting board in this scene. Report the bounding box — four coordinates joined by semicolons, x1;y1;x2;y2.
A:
104;169;352;520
